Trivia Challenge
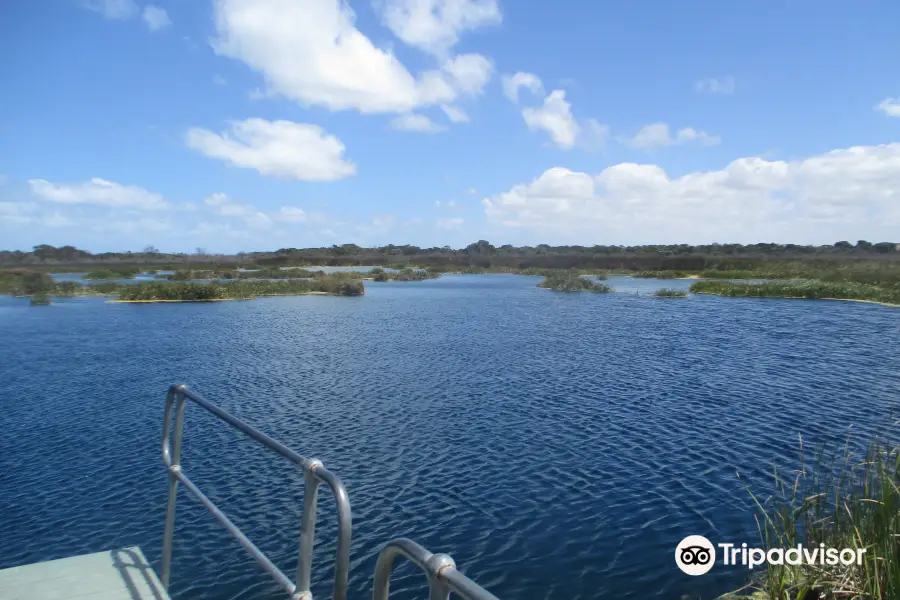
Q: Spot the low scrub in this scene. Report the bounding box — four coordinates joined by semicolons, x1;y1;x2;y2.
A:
538;273;612;292
653;288;688;297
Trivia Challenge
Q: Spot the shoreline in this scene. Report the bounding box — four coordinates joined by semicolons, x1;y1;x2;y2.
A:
692;290;900;308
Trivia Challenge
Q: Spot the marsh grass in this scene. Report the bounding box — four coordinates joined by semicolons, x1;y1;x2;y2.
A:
690;280;900;306
538;273;612;292
115;277;365;301
653;288;688;297
734;434;900;600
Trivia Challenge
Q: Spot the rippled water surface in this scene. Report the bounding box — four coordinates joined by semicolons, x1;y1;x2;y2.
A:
1;275;898;600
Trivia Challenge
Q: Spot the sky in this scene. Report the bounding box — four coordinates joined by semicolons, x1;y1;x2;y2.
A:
1;0;899;253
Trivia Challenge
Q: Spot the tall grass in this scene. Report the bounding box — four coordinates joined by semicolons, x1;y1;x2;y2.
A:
737;435;900;599
115;277;365;301
690;280;900;306
538;273;612;292
653;288;688;297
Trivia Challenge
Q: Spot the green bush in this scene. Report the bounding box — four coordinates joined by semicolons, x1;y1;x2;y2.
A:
538;273;612;292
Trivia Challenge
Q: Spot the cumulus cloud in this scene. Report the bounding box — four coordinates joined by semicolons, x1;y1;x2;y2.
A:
695;76;736;95
29;177;169;210
623;122;721;150
82;0;137;20
185;118;356;181
482;143;900;243
210;0;491;114
522;90;580;149
142;5;171;31
502;72;543;103
441;104;469;123
876;97;900;117
389;113;447;133
377;0;501;56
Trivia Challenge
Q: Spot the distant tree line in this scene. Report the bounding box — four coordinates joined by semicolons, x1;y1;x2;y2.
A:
2;239;899;271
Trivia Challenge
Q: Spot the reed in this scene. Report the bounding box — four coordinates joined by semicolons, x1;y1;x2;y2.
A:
734;434;900;600
538;273;612;292
690;280;900;305
653;288;688;297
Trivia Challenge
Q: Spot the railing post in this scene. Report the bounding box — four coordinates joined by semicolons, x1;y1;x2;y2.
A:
425;554;456;600
160;385;187;589
295;460;322;598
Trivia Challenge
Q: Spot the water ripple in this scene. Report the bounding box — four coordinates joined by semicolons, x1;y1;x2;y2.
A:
0;276;898;600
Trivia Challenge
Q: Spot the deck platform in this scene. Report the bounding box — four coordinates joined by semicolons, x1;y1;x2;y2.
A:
0;546;170;600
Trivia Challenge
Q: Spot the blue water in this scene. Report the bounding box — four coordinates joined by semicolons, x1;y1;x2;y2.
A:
1;275;898;600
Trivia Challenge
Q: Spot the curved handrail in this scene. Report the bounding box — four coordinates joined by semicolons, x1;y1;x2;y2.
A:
160;384;352;600
372;538;501;600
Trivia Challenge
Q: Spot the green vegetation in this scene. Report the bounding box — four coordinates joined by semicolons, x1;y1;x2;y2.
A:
633;270;683;279
82;267;140;280
115;277;364;302
30;293;51;305
0;269;56;295
653;288;688;297
538;273;612;292
690;280;900;306
732;437;900;600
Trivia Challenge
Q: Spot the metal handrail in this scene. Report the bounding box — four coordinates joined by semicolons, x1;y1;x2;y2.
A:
160;384;352;600
372;538;501;600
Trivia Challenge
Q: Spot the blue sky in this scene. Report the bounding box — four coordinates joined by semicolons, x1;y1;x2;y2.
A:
1;0;899;253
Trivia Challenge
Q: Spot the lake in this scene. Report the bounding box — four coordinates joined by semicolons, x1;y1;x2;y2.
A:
0;274;897;600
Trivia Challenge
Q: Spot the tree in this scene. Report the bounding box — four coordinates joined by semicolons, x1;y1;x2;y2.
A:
143;245;159;255
873;242;896;254
834;241;852;249
856;240;873;250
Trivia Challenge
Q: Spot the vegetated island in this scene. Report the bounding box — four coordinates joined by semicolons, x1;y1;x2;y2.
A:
0;269;364;304
653;288;688;298
690;280;900;307
537;273;611;292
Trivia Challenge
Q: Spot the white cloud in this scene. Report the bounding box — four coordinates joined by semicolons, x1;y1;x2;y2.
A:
695;76;735;95
83;0;137;20
876;97;900;117
213;75;227;86
482;142;900;243
441;104;469;123
203;193;255;217
210;0;489;114
142;5;171;31
437;216;464;229
435;200;458;208
29;177;169;210
465;187;477;195
186;118;356;181
624;122;721;150
522;90;580;149
389;113;447;133
502;72;543;103
275;206;308;222
439;53;493;95
377;0;501;56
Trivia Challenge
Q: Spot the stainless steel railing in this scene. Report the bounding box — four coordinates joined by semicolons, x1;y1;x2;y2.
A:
372;538;501;600
160;384;500;600
160;384;351;600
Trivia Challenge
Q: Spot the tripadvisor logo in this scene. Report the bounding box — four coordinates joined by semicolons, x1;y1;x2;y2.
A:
675;535;868;576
